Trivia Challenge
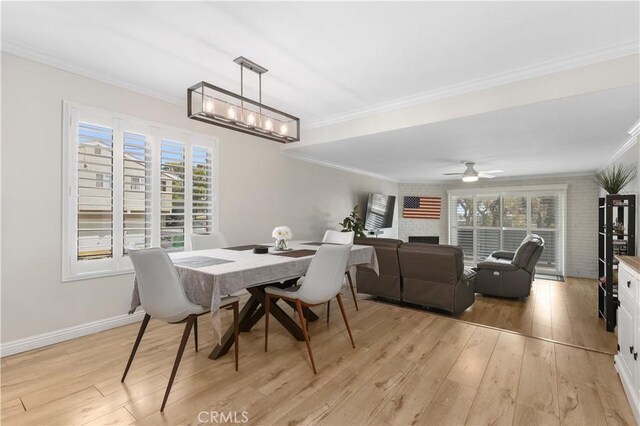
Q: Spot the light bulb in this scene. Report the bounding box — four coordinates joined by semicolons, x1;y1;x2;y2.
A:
247;113;256;126
264;118;273;132
279;123;288;135
462;175;478;183
203;98;214;114
227;106;236;120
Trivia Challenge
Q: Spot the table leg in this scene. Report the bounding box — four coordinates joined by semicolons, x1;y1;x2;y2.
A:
208;296;260;360
241;306;265;331
245;286;306;340
209;285;307;359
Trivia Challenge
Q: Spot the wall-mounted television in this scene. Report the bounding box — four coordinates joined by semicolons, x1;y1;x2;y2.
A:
364;193;396;230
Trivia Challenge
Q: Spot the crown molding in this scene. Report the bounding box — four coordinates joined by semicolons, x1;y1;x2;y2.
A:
599;118;640;167
628;119;640;137
602;134;639;168
304;40;640;131
282;152;399;183
1;39;185;107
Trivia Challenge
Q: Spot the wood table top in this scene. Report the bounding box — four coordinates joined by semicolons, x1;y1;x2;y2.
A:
616;255;640;275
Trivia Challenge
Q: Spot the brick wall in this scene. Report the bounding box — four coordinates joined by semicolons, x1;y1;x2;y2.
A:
398;175;600;278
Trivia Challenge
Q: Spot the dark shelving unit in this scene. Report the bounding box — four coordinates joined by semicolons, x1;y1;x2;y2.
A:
598;194;636;331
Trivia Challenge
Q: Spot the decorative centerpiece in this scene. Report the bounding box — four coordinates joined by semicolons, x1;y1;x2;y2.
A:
339;205;366;238
595;163;637;205
272;226;293;251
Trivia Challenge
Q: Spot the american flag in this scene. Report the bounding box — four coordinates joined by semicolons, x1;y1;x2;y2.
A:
403;196;441;219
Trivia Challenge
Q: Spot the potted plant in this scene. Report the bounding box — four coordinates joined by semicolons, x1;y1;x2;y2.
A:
339;205;366;238
595;163;637;196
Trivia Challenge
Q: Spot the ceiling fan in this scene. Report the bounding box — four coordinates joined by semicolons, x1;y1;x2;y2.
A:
443;162;504;182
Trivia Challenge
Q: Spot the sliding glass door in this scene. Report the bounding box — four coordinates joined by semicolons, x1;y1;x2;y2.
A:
449;188;565;276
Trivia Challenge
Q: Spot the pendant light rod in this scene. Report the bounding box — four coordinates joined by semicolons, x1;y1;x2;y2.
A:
235;56;266;104
233;56;268;74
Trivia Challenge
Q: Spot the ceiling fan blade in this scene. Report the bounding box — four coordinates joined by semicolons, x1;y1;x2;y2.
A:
443;172;464;176
480;169;503;174
478;173;496;178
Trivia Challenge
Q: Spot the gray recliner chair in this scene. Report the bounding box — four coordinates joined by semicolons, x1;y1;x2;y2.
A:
474;234;544;298
398;243;476;314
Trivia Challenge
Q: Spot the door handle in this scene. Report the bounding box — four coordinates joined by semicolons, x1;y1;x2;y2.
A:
630;345;634;354
628;280;632;288
634;352;638;361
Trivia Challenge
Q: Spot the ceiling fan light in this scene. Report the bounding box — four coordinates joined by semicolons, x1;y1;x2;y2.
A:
463;175;478;183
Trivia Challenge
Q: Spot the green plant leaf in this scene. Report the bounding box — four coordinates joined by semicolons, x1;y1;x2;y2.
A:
595;163;637;194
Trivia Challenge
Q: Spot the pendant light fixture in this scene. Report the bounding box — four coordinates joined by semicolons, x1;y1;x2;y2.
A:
187;57;300;143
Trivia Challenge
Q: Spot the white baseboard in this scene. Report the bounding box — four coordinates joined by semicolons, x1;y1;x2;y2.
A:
0;310;147;357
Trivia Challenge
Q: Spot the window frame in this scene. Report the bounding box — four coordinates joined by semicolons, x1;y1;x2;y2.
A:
447;184;567;276
62;101;219;282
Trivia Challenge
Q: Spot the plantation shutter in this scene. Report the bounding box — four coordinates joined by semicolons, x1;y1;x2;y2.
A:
77;122;114;260
160;140;186;251
192;146;214;234
123;131;152;251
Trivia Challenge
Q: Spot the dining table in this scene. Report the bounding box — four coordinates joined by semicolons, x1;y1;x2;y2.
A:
129;240;379;360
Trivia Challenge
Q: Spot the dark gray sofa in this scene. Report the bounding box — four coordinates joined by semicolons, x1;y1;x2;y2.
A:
474;234;545;298
398;243;476;314
355;239;476;314
354;238;403;301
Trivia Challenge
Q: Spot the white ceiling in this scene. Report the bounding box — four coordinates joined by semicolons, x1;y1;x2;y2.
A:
1;1;638;125
286;85;640;182
2;2;638;182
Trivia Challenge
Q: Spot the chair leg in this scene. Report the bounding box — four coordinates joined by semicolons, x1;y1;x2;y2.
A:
346;271;359;311
326;300;331;324
233;301;239;372
295;299;317;374
264;294;270;352
161;315;195;412
193;317;199;353
336;294;355;349
304;307;310;333
121;313;150;382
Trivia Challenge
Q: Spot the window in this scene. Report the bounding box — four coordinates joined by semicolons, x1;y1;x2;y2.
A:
449;186;566;275
63;103;218;280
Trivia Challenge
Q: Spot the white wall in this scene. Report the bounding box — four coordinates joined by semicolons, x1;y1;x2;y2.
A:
399;174;600;278
0;53;397;346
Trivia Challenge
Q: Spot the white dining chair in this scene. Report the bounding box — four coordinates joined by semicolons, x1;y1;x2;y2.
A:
322;230;359;313
264;244;355;374
122;248;239;412
191;232;229;251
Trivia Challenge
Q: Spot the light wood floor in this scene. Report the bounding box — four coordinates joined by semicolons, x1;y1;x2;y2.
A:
426;277;617;355
0;293;634;425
